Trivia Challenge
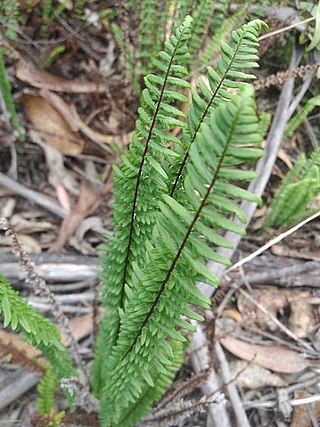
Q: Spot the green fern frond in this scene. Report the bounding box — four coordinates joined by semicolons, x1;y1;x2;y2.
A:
138;0;163;75
116;340;184;427
285;95;320;138
188;0;215;62
0;274;62;348
92;16;192;396
0;50;25;140
264;148;320;227
199;1;249;66
0;274;76;411
99;86;263;426
170;19;267;196
112;22;141;96
37;366;56;415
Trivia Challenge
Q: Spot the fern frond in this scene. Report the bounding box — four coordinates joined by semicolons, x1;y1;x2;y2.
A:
0;274;76;411
92;16;192;396
37;366;56;415
112;22;141;95
115;340;184;427
138;0;163;75
285;95;320;138
0;49;25;140
99;86;263;426
170;19;267;196
264;148;320;227
199;2;249;66
0;273;61;348
188;0;215;62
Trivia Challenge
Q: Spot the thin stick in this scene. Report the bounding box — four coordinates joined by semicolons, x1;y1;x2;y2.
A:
258;16;316;41
225;210;320;274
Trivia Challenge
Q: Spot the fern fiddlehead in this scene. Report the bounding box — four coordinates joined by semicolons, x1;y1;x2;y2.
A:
92;16;192;396
99;85;263;426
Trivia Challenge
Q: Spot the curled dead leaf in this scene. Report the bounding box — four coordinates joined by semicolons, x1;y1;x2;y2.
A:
16;61;108;93
289;299;315;338
218;332;312;373
24;94;84;154
230;360;287;389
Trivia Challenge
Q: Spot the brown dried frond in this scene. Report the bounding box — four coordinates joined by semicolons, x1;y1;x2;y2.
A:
254;64;320;90
0;330;48;374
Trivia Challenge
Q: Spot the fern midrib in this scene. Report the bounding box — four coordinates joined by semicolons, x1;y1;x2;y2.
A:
122;110;239;360
169;28;247;197
118;27;188;313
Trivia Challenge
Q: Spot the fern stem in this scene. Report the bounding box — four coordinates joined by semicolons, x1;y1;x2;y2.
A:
123;109;237;360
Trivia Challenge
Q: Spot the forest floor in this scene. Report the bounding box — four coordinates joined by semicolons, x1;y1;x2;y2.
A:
0;2;320;427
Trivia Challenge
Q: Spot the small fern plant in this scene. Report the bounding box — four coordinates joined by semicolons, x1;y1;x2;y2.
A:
0;16;267;427
264;147;320;228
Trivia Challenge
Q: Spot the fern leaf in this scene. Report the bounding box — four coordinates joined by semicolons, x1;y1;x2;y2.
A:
264;147;320;227
199;1;249;66
92;16;192;396
285;95;320;138
0;274;61;348
0;50;25;140
170;19;267;196
99;86;263;426
188;0;215;62
37;366;56;415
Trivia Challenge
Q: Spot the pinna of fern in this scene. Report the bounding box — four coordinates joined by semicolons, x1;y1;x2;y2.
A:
92;16;192;396
98;85;264;426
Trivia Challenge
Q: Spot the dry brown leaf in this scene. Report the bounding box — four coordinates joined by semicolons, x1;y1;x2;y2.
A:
218;332;312;373
289;299;315;338
39;90;116;146
0;330;48;374
237;288;288;332
19;0;42;9
1;234;42;253
50;178;112;251
10;214;53;234
230;361;287;389
16;62;108;93
221;309;243;323
24;94;84;155
290;391;320;427
60;314;94;347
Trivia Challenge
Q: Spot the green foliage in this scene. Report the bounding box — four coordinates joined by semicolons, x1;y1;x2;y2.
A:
188;0;215;62
199;1;249;66
0;0;20;39
170;19;268;196
0;273;61;347
285;95;320;138
43;45;66;69
90;15;266;426
0;274;76;413
92;16;192;397
98;83;263;427
37;366;56;415
264;147;320;228
0;49;25;140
